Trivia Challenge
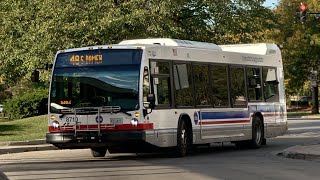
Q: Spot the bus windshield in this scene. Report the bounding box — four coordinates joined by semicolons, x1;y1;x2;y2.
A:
50;49;142;113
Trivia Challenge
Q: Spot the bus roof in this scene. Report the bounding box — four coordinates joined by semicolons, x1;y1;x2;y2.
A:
119;38;222;51
219;43;279;56
119;38;279;56
57;38;280;58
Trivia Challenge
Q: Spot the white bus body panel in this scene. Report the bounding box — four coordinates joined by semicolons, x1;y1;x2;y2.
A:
48;38;287;149
135;39;287;148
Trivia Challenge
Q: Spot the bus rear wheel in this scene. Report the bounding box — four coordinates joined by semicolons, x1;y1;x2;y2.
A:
249;116;263;149
91;147;107;157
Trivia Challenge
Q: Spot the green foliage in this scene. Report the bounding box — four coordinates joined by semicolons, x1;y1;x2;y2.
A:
0;0;275;91
4;88;48;119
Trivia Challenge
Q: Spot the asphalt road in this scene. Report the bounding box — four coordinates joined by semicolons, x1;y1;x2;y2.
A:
1;118;320;180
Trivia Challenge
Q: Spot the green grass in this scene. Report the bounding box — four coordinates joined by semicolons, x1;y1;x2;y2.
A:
287;112;311;117
287;111;320;117
0;115;47;142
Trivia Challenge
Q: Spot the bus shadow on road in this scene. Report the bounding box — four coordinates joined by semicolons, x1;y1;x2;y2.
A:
107;142;261;161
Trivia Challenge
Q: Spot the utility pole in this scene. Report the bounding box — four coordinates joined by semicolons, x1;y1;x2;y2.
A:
310;70;319;114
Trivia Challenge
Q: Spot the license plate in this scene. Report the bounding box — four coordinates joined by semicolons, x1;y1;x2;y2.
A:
110;118;123;124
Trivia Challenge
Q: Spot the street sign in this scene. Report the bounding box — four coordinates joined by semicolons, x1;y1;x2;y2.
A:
311;80;317;87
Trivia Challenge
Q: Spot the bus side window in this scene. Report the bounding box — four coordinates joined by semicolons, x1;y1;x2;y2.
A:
151;61;172;107
247;67;262;101
263;67;279;102
193;64;210;106
174;63;193;107
211;65;229;107
230;66;246;107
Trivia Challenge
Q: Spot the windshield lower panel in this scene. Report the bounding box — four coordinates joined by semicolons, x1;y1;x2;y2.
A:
50;65;140;113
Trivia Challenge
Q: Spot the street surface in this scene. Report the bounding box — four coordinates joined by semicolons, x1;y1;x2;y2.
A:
1;118;320;180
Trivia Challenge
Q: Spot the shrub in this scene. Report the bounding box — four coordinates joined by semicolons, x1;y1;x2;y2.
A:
4;88;48;119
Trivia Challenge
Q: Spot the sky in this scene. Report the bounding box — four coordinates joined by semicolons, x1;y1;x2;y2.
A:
263;0;279;8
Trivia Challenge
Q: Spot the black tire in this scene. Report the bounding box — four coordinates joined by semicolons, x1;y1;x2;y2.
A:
91;147;107;157
176;120;192;157
249;116;263;149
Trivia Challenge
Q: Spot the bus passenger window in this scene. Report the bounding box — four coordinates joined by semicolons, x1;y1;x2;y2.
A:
174;63;193;106
247;67;262;101
230;66;246;107
211;65;229;107
263;67;279;102
193;64;210;106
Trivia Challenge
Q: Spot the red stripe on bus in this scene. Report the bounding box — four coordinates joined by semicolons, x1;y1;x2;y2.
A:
49;123;154;132
200;119;250;125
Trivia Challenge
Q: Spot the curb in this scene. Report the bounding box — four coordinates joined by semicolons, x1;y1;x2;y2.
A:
277;144;320;161
0;144;58;155
0;140;46;147
277;151;320;161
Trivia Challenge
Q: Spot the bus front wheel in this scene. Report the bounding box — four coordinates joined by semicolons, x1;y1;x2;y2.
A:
176;120;192;157
91;147;107;157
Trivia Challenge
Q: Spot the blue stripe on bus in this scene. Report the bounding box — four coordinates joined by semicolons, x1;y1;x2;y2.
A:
200;111;249;120
198;105;285;121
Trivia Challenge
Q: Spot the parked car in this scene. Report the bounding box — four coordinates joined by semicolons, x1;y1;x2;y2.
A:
297;96;312;107
0;104;3;113
289;96;312;108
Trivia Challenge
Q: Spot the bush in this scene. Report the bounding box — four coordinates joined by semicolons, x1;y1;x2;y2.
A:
4;89;48;119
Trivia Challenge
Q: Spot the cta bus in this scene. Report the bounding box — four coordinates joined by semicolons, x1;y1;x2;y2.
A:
40;38;287;157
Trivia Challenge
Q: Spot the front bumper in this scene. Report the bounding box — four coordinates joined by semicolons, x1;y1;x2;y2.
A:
46;130;146;149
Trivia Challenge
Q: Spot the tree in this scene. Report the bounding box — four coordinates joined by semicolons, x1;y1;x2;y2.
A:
0;0;275;97
273;0;320;96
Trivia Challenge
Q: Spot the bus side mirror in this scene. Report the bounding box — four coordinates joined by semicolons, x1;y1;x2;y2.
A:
31;69;40;82
147;94;155;109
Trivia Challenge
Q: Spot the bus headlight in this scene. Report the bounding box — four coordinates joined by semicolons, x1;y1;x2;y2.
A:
130;118;139;126
52;121;60;128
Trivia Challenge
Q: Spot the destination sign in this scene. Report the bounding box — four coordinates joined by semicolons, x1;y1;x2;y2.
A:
55;49;143;68
60;100;72;105
69;54;103;65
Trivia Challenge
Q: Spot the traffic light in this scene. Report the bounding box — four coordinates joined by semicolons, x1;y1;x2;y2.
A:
299;3;308;23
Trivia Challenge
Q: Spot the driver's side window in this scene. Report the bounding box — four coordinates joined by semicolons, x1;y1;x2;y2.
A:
143;66;150;102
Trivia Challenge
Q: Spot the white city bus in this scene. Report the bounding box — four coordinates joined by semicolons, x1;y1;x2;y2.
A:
44;38;287;157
